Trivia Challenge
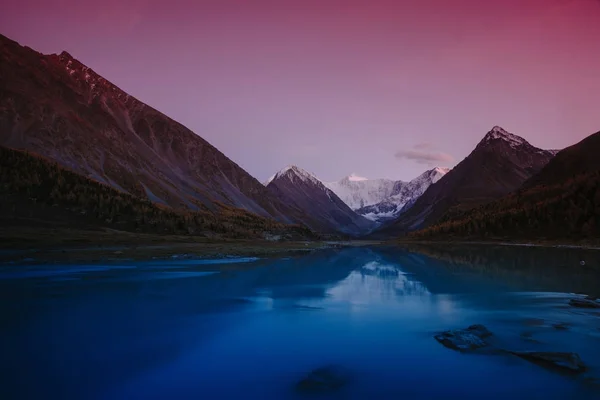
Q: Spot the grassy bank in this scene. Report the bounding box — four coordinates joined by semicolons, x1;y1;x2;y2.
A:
0;226;380;264
392;237;600;250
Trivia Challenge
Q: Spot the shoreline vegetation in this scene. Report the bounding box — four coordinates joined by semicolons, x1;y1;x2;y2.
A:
0;146;317;242
0;226;379;264
2;225;600;265
394;238;600;251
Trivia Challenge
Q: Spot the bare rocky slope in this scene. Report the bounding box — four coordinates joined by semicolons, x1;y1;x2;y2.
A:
0;34;307;225
266;166;376;235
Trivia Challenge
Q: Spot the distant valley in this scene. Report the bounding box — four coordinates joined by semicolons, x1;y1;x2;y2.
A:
1;32;599;242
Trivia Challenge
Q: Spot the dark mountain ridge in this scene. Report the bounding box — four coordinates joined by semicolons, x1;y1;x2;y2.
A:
0;33;307;225
373;126;557;236
412;130;600;240
522;130;600;189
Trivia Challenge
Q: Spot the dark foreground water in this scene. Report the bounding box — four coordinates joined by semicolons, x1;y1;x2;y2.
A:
2;245;600;399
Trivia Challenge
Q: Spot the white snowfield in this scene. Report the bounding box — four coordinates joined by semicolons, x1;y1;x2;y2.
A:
324;176;396;210
326;167;450;222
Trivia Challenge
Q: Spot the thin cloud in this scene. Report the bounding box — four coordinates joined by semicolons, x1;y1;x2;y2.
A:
395;148;454;165
413;142;436;150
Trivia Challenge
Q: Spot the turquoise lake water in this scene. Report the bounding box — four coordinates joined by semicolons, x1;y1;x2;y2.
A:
1;245;600;399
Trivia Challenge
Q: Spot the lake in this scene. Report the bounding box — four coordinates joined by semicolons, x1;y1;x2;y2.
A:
1;244;600;399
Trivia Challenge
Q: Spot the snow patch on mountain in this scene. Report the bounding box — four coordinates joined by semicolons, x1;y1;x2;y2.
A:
348;173;368;182
361;209;399;222
479;127;560;159
325;176;396;210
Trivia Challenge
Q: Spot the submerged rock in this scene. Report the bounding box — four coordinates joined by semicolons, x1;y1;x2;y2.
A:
511;351;586;373
291;304;324;311
583;374;600;388
552;323;570;331
295;365;352;394
569;298;600;309
520;331;542;343
434;324;493;352
522;318;545;327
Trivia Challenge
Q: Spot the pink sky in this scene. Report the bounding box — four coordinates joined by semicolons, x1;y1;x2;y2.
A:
2;0;599;181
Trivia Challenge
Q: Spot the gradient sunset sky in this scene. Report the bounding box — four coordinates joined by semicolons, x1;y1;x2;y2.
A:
2;0;599;181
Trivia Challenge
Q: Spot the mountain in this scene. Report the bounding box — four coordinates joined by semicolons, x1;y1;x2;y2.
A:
324;174;396;210
0;34;305;225
325;168;449;223
522;130;600;189
374;126;557;236
355;167;449;222
266;166;376;235
0;145;315;240
413;130;600;240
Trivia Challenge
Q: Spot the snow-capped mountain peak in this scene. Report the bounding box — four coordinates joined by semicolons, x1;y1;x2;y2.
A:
265;165;323;187
479;127;560;158
264;165;376;235
481;126;528;149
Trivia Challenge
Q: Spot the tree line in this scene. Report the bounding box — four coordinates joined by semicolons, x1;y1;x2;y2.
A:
0;146;315;240
412;171;600;240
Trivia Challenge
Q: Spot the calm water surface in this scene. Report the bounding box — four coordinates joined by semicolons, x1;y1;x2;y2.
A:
1;245;600;399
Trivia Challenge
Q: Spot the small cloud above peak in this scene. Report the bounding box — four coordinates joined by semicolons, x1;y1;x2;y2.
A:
395;143;454;166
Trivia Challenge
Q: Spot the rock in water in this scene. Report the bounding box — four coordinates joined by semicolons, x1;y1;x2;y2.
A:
552;323;570;331
434;324;493;352
295;365;352;393
511;352;586;373
569;298;600;309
